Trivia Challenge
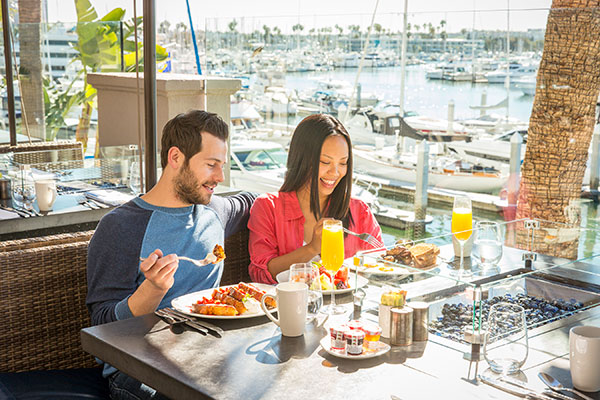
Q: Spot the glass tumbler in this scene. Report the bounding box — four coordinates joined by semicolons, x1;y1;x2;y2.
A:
474;221;503;270
289;262;323;322
483;302;528;375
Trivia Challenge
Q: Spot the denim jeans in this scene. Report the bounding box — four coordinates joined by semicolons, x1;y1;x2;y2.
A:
108;370;171;400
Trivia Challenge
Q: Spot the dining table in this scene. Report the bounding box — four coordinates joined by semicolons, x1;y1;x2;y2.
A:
81;284;600;400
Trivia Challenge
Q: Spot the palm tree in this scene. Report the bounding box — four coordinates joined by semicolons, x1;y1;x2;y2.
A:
159;20;170;35
515;0;600;258
18;0;45;140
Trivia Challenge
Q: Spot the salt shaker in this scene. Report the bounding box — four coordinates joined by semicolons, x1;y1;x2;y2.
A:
390;306;413;346
407;301;429;342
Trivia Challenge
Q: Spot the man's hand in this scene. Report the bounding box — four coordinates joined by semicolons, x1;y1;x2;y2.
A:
139;249;179;292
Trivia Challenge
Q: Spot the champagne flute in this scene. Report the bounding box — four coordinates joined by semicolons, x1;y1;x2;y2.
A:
321;219;345;315
451;195;472;277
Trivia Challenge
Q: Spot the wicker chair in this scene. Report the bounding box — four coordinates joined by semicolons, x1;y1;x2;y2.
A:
0;140;84;171
0;231;97;373
0;227;252;374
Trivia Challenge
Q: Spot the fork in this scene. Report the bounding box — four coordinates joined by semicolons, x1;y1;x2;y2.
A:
139;252;216;267
343;228;384;248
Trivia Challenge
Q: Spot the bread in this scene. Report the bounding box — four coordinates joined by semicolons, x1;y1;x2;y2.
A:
409;243;440;269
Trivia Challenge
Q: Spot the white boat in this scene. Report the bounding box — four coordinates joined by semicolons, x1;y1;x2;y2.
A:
230;100;293;145
514;75;537;96
254;86;298;115
345;106;474;147
353;145;507;194
484;62;538;84
459;113;529;135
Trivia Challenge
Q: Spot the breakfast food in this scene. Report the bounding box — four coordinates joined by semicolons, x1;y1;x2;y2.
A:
381;242;440;269
313;262;351;290
380;289;407;307
212;244;226;263
191;282;275;316
408;243;440;269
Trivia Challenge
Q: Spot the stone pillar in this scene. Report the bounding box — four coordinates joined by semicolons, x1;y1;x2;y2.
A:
88;73;241;185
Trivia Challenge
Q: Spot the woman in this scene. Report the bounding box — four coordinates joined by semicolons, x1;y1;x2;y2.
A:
248;114;383;284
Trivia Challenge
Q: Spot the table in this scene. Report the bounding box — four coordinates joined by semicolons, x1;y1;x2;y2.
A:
81;293;600;400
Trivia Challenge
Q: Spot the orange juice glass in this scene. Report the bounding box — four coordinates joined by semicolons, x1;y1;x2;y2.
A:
452;208;473;241
321;219;345;315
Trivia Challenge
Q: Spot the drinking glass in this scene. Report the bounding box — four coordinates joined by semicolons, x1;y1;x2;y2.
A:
474;221;503;271
483;302;529;375
451;195;473;277
128;160;141;194
321;219;345;315
11;180;36;210
289;262;323;322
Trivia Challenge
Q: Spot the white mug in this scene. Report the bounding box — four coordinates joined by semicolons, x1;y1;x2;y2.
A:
261;281;308;337
34;180;57;211
570;326;600;392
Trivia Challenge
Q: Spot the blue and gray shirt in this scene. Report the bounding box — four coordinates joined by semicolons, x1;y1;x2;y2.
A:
86;192;255;376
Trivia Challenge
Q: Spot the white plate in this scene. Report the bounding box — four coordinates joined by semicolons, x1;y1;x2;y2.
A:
171;283;275;319
275;270;368;295
351;257;443;277
319;336;391;360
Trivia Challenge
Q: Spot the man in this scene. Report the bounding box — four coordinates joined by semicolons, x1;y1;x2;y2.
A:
87;110;255;399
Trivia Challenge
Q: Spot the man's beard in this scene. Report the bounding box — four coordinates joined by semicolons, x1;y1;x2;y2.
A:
174;163;214;205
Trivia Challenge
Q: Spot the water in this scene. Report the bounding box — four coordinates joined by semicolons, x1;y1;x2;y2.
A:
307;290;323;321
475;240;503;267
284;65;534;122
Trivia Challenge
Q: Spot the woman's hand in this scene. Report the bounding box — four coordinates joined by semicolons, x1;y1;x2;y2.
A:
139;249;179;292
306;218;333;255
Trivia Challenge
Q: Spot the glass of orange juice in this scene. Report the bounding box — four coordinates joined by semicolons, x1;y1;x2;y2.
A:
451;195;473;276
321;219;345;315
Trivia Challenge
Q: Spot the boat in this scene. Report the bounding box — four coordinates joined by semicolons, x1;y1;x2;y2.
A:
352;145;507;194
254;86;298;115
484;62;538;84
459;113;528;135
514;75;537;96
230;100;293;145
345;105;474;147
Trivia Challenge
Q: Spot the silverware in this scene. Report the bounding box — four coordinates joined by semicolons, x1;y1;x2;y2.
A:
157;308;208;335
139;253;216;267
0;204;29;218
499;375;573;400
165;308;223;338
154;310;184;334
479;375;556;400
539;372;594;400
76;195;101;210
343;227;384;248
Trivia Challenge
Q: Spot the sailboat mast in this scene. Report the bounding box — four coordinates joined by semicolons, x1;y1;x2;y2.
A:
399;0;409;117
505;0;510;121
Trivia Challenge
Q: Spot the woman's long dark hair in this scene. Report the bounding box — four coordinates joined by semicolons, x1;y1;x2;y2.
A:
280;114;354;228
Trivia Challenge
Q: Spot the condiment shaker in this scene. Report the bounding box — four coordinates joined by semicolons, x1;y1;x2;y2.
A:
407;301;429;342
390;306;413;346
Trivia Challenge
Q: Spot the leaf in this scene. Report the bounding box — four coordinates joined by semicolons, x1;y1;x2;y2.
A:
100;8;125;22
74;0;98;23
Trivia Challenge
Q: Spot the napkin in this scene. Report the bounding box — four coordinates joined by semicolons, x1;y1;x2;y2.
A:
84;190;135;207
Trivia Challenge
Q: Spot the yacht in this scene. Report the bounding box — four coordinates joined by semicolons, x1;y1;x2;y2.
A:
484;62;538;84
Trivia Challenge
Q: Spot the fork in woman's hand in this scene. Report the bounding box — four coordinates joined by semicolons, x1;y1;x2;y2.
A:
139;252;217;267
343;228;384;248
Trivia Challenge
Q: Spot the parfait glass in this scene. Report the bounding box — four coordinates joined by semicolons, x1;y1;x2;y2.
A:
289;262;323;322
451;195;473;277
321;219;345;315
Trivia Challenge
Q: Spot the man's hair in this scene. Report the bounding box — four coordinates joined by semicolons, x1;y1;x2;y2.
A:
160;110;229;169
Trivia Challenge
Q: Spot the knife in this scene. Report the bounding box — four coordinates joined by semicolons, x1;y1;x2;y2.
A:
479;375;556;400
0;204;29;218
167;308;224;337
158;309;208;335
498;376;575;400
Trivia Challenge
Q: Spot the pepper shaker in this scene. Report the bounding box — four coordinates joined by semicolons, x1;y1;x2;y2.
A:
407;301;429;342
390;306;413;346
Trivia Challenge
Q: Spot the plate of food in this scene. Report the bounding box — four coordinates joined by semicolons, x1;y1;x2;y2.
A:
354;242;443;276
171;282;276;319
275;265;368;295
319;336;390;360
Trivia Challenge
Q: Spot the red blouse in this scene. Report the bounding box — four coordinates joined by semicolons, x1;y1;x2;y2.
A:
247;191;383;284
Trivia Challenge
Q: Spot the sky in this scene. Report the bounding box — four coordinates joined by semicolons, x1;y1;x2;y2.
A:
47;0;553;33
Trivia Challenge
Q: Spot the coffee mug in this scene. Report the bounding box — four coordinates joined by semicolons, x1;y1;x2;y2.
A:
570;326;600;392
34;180;57;211
261;281;308;337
